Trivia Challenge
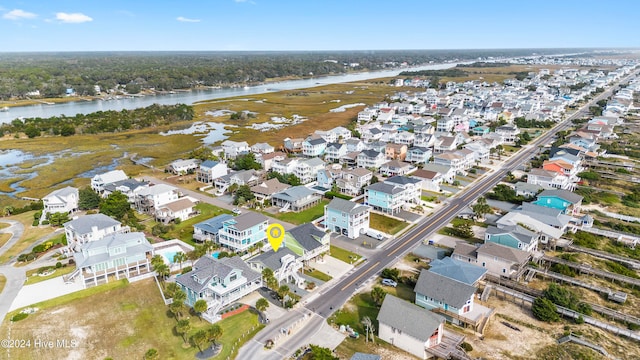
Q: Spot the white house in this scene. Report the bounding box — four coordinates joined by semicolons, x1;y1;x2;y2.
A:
294;157;325;184
167;159;200;175
155;198;198;224
196;160;228;184
377;295;445;360
91;170;128;193
251;142;275;154
64;214;129;252
324;142;348;163
42;186;79;220
357;150;386;169
135;184;180;215
221;140;250;159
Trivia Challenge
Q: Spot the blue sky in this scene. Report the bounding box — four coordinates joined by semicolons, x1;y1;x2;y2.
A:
1;0;638;52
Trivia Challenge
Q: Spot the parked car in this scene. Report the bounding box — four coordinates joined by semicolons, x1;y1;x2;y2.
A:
232;208;242;214
381;278;397;287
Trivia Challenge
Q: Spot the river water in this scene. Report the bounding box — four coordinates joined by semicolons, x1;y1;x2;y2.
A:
0;62;466;124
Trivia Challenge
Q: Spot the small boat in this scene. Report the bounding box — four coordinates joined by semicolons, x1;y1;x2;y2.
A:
0;106;8;112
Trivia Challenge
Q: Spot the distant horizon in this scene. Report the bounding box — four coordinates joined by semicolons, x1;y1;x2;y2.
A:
0;47;637;55
1;1;638;52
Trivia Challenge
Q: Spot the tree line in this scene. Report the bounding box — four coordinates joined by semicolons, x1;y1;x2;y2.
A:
0;103;194;138
0;49;591;99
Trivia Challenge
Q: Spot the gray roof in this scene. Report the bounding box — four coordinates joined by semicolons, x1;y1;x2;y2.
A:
250;178;291;195
287;223;325;251
514;181;544;194
385;175;421;186
429;257;487;285
176;255;261;294
45;186;77;199
536;189;583;204
414;269;477;309
103;178;148;193
201;160;221;168
306;138;326;146
359;149;382;158
350;353;382;360
326;142;345;150
366;182;403;195
73;232;152;269
408;146;429;154
272;186;317;202
486;225;537;245
194;214;234;234
377;294;444;342
247;248;298;271
138;183;177;197
421;163;453;175
326;198;369;215
518;202;572;228
64;214;121;235
453;241;479;259
224;212;268;231
302;157;325;167
477;242;530;264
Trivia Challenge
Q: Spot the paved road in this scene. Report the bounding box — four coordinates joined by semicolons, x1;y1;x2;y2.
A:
238;69;639;358
141;176;297;230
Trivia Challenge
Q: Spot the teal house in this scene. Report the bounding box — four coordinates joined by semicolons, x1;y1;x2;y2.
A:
484;225;539;252
533;189;583;216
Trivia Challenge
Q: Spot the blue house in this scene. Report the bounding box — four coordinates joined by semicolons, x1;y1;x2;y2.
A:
324;198;370;239
405;146;432;164
533;189;583;216
484;225;539;252
217;212;269;252
428;257;487;286
302;138;327;157
193;214;234;242
414;269;476;318
365;182;404;215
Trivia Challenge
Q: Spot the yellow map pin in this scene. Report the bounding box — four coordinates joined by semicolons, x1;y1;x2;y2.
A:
266;223;285;252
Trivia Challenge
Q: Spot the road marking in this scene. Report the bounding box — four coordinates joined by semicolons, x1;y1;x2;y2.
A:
340;261;380;291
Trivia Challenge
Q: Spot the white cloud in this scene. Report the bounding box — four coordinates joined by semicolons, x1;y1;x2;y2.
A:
3;9;38;20
55;12;93;23
177;16;201;23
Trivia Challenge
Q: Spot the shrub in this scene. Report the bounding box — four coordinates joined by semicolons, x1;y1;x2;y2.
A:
381;268;400;281
55;262;62;268
532;297;560;322
575;315;585;324
460;342;473;352
11;313;28;322
181;266;192;274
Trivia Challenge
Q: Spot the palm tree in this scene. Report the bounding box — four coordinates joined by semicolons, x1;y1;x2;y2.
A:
169;300;185;320
151;254;165;269
277;285;290;306
186;249;200;267
154;263;170;286
371;286;386;307
173;289;187;304
191;329;208;352
256;298;269;312
173;251;187;271
472;196;492;221
361;316;373;343
164;282;180;299
193;299;208;322
175;319;191;344
206;324;223;347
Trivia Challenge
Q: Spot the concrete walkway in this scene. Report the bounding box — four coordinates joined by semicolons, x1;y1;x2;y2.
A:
9;276;83;311
0;219;66;322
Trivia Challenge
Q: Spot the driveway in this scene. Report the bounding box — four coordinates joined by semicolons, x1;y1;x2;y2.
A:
0;219;24;257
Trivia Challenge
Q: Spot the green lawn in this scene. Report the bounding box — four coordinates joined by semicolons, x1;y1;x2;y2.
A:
164;203;232;244
269;200;329;225
384;282;415;303
328;292;380;335
304;268;332;282
330;245;362;265
24;265;76;285
369;213;409;235
214;310;264;360
1;278;265;360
